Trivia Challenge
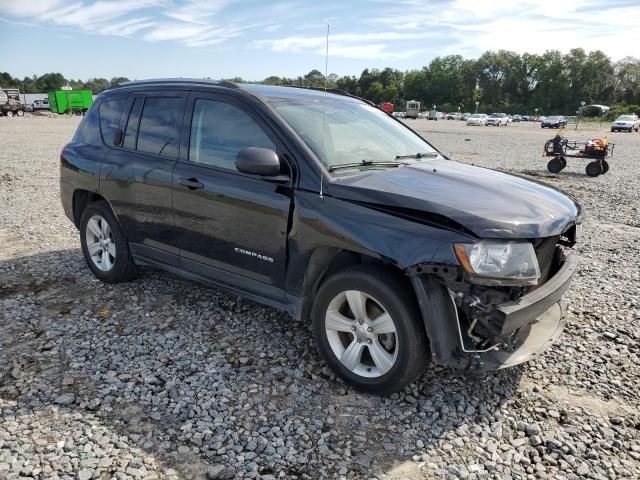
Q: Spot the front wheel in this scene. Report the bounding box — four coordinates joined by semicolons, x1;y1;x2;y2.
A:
312;266;428;394
16;110;24;117
80;201;137;283
5;110;13;117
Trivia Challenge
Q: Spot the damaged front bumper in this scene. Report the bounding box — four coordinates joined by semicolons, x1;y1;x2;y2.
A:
408;251;578;372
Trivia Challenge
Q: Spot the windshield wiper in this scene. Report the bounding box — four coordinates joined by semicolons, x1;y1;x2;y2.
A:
328;160;406;172
395;152;438;160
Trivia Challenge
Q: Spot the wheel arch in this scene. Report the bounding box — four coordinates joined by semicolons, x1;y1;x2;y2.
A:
298;246;415;323
72;189;111;228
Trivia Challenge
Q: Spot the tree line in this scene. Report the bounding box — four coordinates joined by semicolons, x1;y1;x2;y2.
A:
2;49;639;117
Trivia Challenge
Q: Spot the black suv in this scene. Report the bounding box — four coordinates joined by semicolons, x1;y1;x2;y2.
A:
60;79;581;393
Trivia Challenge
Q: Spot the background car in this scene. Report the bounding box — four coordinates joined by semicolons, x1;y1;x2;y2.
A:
541;115;567;128
486;113;508;126
460;112;471;121
446;112;459;120
466;113;487;126
611;114;640;132
512;114;522;122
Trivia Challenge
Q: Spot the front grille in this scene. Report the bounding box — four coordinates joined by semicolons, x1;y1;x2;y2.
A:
534;236;559;285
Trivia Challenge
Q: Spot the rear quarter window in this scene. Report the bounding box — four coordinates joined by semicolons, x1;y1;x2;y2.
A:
99;98;126;146
71;104;101;146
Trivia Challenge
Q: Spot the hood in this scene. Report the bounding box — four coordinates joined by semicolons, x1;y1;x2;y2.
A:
328;159;580;239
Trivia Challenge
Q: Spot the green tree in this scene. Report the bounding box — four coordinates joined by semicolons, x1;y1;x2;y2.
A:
35;73;66;92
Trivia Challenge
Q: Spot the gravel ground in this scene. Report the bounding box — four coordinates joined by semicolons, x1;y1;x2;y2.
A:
1;116;639;480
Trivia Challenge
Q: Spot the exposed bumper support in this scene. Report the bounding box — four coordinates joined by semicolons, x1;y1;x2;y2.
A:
409;252;578;371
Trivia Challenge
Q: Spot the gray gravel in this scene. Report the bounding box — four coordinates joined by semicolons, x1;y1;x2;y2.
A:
1;116;639;479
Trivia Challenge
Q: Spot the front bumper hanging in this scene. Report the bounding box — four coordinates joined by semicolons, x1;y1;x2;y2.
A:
409;252;578;371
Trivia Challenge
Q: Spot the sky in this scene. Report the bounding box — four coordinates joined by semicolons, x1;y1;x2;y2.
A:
1;0;639;81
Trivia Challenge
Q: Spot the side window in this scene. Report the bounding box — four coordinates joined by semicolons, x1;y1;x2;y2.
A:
189;99;275;170
137;97;182;158
99;99;126;146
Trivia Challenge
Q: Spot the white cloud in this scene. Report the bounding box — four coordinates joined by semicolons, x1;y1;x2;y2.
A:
252;31;439;60
0;0;64;17
163;0;230;24
365;0;640;60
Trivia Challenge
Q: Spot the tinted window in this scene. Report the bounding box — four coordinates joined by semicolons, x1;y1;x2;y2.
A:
137;97;183;158
99;99;126;146
72;104;101;145
189;99;275;170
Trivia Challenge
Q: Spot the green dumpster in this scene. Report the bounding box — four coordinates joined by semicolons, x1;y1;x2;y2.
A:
48;90;93;114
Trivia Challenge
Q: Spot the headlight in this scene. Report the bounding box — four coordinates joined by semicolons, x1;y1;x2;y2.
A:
454;241;540;286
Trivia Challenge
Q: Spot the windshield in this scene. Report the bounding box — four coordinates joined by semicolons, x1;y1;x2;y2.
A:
272;100;437;171
547;116;561;120
617;115;634;121
470;114;481;118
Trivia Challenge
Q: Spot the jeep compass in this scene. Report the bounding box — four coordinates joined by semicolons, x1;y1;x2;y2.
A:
60;79;581;394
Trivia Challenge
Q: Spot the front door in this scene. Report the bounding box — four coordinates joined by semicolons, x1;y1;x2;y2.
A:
172;92;293;298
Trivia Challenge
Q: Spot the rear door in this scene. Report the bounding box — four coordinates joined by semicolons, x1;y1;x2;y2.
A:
172;92;293;296
100;91;186;264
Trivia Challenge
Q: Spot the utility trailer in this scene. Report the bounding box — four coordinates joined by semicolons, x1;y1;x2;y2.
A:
405;100;420;119
544;133;614;177
48;90;93;114
0;88;26;117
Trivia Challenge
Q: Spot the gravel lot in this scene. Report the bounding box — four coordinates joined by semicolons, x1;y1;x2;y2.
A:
1;116;639;480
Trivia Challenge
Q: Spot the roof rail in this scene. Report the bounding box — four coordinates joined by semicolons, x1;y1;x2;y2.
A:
284;85;375;106
116;78;238;89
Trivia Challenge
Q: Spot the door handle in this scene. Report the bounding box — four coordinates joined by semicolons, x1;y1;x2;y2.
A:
178;177;204;190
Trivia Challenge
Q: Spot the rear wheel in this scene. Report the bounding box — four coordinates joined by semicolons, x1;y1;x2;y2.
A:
16;110;24;117
312;265;428;394
5;110;13;117
586;161;602;177
601;160;609;174
80;201;137;283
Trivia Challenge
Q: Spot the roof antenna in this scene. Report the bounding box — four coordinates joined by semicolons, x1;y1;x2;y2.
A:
319;23;329;201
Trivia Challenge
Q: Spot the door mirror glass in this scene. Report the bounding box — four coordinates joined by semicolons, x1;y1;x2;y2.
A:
235;147;280;176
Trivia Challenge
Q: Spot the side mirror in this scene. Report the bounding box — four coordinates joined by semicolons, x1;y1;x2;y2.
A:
235;147;281;176
112;128;123;146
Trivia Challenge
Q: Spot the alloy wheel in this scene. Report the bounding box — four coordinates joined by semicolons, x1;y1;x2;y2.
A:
324;290;399;378
85;214;116;271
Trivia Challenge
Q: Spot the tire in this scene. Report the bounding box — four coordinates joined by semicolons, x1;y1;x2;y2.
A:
311;265;428;394
601;160;609;174
586;161;602;177
560;157;567;168
5;110;13;117
79;201;137;283
16;110;24;117
611;129;615;132
547;158;564;173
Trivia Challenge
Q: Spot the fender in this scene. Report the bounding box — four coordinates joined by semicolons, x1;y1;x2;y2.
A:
285;191;475;298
